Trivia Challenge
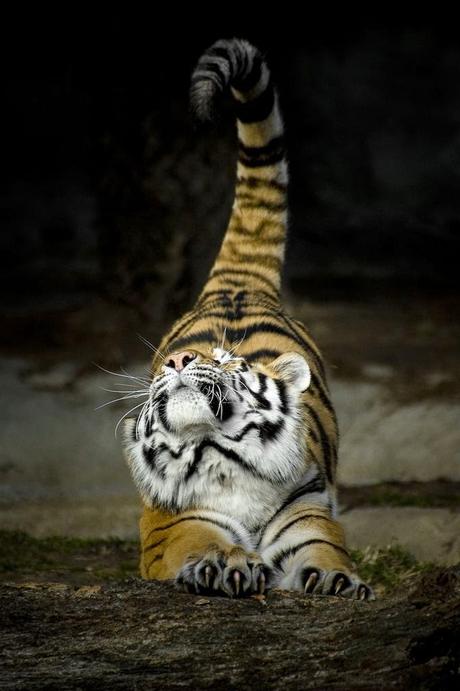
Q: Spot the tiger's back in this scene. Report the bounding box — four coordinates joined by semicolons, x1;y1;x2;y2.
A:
124;39;372;599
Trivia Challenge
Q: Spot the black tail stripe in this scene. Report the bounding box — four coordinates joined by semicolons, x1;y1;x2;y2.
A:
207;45;232;62
237;176;287;194
239;135;285;159
235;80;274;123
210;268;278;292
232;54;262;91
229;254;282;269
239;150;285;168
272;539;349;571
231;226;285;242
192;61;227;87
237;198;287;213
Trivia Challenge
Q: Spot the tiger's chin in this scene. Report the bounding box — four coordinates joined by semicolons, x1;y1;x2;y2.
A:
166;388;216;433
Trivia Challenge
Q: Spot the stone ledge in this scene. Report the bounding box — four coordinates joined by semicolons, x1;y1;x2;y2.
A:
342;507;460;565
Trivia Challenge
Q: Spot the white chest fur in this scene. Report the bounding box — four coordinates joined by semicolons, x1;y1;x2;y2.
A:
125;423;307;533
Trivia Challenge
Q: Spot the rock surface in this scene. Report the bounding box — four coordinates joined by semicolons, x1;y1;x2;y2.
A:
1;568;459;690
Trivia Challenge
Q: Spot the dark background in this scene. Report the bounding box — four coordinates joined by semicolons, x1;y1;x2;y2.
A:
2;10;460;360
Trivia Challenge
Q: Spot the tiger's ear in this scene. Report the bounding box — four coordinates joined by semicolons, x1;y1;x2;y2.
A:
269;352;311;393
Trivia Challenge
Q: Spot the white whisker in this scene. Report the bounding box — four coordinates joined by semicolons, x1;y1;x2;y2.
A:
94;363;150;386
95;392;150;411
137;333;166;361
115;400;151;438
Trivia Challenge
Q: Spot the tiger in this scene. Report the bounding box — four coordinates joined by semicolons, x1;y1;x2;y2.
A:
123;38;374;600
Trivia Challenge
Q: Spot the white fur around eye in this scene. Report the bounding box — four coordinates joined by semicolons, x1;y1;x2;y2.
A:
212;347;232;363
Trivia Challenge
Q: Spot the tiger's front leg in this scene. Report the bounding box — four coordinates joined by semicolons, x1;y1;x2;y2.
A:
140;506;269;597
259;504;375;600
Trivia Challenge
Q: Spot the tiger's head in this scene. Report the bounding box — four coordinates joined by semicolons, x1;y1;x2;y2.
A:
145;347;310;435
124;346;311;512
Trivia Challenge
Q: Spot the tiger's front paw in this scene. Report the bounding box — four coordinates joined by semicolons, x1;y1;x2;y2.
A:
175;544;270;597
278;565;375;600
301;567;375;600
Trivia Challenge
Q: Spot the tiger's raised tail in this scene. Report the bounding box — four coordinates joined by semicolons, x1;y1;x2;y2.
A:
191;39;288;301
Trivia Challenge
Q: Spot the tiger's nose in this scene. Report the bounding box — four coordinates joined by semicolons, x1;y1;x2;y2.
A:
166;351;196;372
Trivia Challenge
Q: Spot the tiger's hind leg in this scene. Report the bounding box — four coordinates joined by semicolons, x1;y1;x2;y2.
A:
259;504;375;600
140;506;269;597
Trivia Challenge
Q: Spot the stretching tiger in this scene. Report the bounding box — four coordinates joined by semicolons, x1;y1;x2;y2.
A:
123;38;374;600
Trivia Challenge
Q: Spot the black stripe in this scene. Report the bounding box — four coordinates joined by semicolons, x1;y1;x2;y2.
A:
163;310;206;349
168;329;218;352
184;439;271;482
276;313;327;380
246;348;282;362
187;309;279;323
230;226;285;242
143;537;167;554
275;379;289;415
157;395;171;432
239;136;285;160
233;53;262;91
235;80;275;123
272;539;350;570
205;287;279;306
146;553;163;572
266;475;327;525
207;389;233;421
310;372;334;414
223;421;259;442
259;418;284;441
193;60;227;88
210;268;278;293
304;404;333;484
237;175;287;194
237;198;287;213
245;373;271;410
238;136;286;168
143;443;156;470
269;514;333;544
212;321;309;350
226;254;282;270
156;442;186;460
239;149;285;168
309;426;319;443
207;45;231;62
145;515;244;545
144;412;152;437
